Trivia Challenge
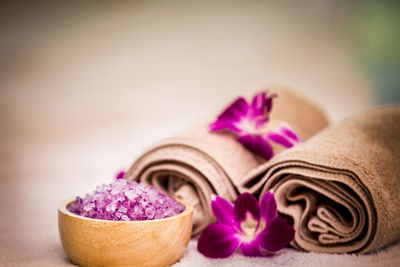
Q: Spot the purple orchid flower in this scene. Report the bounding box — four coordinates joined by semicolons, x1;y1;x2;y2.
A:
115;171;125;179
197;192;295;258
209;91;300;160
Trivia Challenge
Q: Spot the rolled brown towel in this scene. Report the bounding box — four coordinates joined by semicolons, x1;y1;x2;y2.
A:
124;89;329;236
240;106;400;253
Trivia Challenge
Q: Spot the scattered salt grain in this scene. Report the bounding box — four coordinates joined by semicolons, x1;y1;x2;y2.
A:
67;179;185;221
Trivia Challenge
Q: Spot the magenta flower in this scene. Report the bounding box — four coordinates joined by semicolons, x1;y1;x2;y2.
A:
209;91;299;160
197;192;295;258
115;171;125;179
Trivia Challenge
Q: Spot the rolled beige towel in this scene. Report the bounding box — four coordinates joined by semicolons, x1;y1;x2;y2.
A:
240;106;400;253
124;89;329;236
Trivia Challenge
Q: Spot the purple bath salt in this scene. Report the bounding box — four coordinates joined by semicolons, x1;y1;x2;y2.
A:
67;179;185;221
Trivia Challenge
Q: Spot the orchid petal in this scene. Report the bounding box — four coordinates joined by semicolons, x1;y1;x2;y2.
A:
254;117;269;129
209;119;242;133
267;132;294;148
265;93;277;113
240;240;265;257
197;223;241;258
260;191;277;225
280;125;300;142
115;171;125;179
250;92;267;117
238;134;274;160
209;97;249;133
258;217;295;253
213;97;248;122
234;192;260;222
266;120;300;148
211;195;235;225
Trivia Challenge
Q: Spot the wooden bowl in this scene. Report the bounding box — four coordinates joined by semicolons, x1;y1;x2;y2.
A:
58;198;193;267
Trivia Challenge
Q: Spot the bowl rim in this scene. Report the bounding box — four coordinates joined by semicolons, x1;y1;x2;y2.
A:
58;197;193;224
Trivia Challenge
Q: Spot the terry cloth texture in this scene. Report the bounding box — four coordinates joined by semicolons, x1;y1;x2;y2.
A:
240;106;400;253
124;89;329;236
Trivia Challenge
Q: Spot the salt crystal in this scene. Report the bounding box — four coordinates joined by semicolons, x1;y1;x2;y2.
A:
145;206;156;219
106;201;117;212
110;188;119;195
125;190;137;201
135;185;144;195
83;203;95;211
67;178;185;221
133;204;142;216
118;206;127;213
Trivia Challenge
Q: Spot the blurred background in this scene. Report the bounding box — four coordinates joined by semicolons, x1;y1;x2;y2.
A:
0;0;399;264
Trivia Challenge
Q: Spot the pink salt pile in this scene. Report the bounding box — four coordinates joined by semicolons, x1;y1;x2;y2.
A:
67;179;185;221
